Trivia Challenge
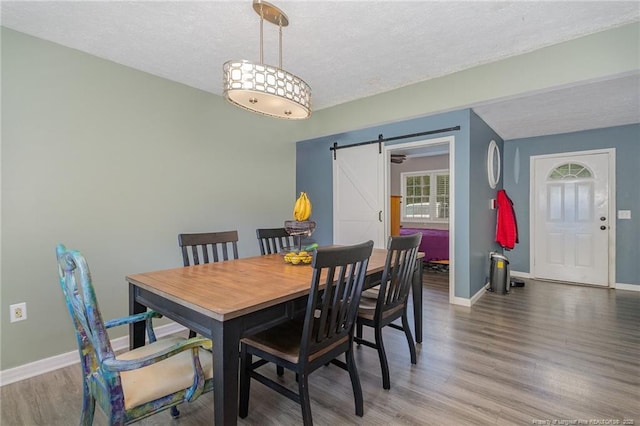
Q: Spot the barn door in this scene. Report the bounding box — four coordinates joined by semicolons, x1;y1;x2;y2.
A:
332;144;385;248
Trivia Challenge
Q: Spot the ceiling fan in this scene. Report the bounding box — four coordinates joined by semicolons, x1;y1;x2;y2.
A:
390;154;407;164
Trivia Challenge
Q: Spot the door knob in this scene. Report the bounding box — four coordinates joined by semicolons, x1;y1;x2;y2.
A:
600;216;606;221
600;225;607;230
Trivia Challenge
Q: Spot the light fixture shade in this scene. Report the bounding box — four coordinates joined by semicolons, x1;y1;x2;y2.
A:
223;60;311;119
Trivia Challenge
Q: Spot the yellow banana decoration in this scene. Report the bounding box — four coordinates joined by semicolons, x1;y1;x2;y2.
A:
293;192;312;221
302;193;312;220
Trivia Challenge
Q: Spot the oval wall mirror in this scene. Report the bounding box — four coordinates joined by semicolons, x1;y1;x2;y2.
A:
487;139;501;189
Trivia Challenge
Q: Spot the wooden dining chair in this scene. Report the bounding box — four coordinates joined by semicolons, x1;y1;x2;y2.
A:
178;230;239;266
239;240;374;426
56;244;214;425
355;232;422;390
255;227;298;376
256;227;295;255
178;230;239;338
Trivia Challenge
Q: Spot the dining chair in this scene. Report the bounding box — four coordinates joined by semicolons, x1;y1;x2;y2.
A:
178;230;239;266
178;230;239;338
256;227;295;255
255;227;298;377
56;244;214;425
239;240;375;426
355;232;422;390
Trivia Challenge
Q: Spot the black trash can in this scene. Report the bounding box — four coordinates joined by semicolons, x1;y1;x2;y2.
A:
489;252;510;294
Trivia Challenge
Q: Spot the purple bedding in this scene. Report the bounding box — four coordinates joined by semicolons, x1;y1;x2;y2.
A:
399;228;449;262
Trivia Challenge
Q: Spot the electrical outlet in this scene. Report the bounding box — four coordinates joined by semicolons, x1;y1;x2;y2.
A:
10;302;27;322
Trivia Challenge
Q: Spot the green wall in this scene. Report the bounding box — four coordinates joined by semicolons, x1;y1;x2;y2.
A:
306;23;639;138
2;22;638;372
0;28;305;370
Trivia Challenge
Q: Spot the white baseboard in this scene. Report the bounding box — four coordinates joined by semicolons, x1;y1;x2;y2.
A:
450;296;471;307
470;284;488;306
451;283;488;307
509;271;638;291
511;270;531;278
0;322;187;387
615;283;640;292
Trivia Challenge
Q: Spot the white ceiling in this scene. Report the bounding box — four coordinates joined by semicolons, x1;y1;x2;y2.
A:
2;1;639;140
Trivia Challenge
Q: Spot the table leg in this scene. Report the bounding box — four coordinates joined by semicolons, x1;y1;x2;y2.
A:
211;318;242;425
129;283;146;349
412;259;423;343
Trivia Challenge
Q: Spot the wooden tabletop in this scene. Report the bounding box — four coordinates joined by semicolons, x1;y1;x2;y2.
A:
127;248;395;322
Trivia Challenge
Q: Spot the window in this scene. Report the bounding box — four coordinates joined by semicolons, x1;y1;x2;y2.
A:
401;170;449;222
548;162;593;180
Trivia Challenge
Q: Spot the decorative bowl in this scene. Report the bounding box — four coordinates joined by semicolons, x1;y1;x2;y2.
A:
284;220;316;236
282;249;313;265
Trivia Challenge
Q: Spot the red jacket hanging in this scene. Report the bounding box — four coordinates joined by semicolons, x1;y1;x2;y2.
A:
495;189;518;250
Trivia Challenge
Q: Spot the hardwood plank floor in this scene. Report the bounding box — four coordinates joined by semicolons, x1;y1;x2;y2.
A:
2;272;638;425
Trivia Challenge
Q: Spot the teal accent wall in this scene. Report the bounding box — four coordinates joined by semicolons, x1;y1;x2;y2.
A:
297;109;505;299
503;124;640;285
469;111;505;295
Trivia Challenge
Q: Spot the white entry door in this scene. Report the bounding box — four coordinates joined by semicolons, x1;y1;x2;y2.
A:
533;151;612;286
333;144;385;248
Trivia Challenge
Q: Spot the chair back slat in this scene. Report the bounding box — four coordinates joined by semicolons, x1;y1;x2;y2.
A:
301;241;374;358
256;228;295;255
178;231;239;266
377;233;422;317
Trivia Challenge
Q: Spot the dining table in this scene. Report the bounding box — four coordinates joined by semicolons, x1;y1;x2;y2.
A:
127;247;423;425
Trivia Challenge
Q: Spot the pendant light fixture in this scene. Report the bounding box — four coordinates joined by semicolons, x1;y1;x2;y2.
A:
223;0;311;119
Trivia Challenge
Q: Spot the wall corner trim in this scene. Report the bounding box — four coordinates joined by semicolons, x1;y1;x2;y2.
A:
451;296;471;307
451;284;488;307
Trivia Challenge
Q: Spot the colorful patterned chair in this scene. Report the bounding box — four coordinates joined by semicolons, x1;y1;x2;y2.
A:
56;244;214;425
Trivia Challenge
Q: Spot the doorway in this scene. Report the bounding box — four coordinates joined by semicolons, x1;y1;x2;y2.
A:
332;135;455;301
531;149;615;286
385;136;455;303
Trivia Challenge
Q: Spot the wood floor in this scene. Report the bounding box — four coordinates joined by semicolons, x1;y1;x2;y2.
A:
2;272;639;425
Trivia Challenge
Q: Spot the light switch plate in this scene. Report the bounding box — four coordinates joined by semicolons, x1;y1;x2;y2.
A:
618;210;631;219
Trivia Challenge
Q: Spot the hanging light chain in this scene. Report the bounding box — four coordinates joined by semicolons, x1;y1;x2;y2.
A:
222;0;311;119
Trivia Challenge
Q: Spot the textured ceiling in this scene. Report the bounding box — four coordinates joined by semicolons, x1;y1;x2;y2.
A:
2;1;639;139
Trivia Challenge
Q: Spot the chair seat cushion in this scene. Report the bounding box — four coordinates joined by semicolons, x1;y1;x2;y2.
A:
117;336;213;409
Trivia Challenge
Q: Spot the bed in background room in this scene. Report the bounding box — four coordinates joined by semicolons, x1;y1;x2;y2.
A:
399;227;449;263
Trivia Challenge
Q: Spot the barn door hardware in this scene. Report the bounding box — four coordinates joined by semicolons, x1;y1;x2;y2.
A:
330;126;460;159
